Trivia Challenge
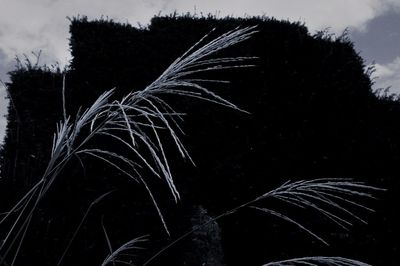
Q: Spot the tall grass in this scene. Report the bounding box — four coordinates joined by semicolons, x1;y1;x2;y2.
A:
0;25;383;266
0;25;257;265
137;178;382;266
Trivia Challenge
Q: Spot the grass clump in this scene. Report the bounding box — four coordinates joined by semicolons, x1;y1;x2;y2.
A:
0;25;384;266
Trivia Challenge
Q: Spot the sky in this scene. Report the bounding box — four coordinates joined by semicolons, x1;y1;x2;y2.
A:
1;0;400;143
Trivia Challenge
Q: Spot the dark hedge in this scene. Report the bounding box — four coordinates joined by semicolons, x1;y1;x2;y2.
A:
0;14;399;265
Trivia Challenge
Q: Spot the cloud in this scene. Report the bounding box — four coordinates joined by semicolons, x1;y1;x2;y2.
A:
0;49;15;82
0;0;399;68
0;0;164;68
168;0;400;33
372;57;400;94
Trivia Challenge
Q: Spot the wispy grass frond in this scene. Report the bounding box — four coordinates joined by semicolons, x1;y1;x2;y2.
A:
142;178;382;265
101;235;148;266
250;178;384;244
262;256;371;266
0;26;258;264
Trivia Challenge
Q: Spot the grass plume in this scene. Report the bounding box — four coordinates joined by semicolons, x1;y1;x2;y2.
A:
0;26;258;265
0;24;384;266
262;256;371;266
141;178;383;265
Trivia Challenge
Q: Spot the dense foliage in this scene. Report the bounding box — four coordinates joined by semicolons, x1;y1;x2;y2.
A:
1;15;399;265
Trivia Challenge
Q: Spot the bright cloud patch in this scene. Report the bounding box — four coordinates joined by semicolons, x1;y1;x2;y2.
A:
171;0;397;33
372;57;400;94
0;0;399;69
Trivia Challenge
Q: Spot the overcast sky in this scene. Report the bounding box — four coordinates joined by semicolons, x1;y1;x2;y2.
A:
1;0;400;143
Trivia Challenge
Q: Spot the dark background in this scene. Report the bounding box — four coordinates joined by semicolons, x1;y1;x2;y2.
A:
0;15;399;265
